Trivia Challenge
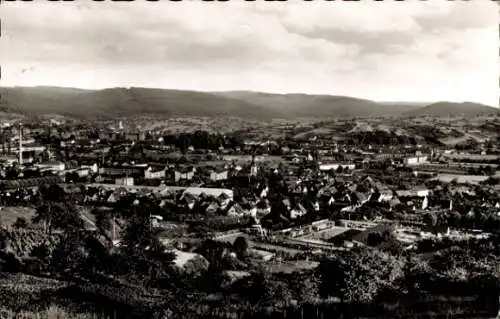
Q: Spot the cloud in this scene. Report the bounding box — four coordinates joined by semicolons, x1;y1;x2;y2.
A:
0;0;497;106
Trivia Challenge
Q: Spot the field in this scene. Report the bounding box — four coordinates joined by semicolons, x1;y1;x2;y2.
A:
0;207;36;227
298;226;350;241
292;127;333;140
215;233;305;256
251;242;304;256
0;274;72;318
265;260;319;274
432;174;495;184
2;228;61;256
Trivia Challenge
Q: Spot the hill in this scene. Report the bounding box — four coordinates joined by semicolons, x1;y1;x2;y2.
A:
0;86;282;120
0;86;495;120
213;91;417;117
404;102;498;117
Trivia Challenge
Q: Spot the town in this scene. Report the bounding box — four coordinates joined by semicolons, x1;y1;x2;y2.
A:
2;0;499;317
0;114;498;318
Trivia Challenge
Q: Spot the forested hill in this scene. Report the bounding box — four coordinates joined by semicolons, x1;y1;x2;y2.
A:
0;86;494;120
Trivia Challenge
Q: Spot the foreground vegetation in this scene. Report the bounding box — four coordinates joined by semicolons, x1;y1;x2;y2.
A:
0;185;498;318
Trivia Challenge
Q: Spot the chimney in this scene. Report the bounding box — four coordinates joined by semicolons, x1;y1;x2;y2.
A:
18;124;22;165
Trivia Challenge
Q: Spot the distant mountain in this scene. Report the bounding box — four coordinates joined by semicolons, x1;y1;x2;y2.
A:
0;86;494;120
0;86;281;120
404;102;498;117
213;91;418;117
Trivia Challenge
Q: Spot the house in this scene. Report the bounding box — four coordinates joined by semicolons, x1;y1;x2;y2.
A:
35;161;65;172
210;170;229;182
224;202;247;217
260;186;269;198
254;199;271;217
174;169;195;182
182;187;233;200
319;163;356;171
376;189;393;202
179;192;197;210
313;201;320;211
350;223;394;246
414;185;430;197
99;165;147;178
218;192;231;209
106;193;117;203
75;168;90;178
205;201;220;215
354;191;370;205
290;203;307;219
389;198;401;207
404;156;428;166
150;215;163;227
81;163;99;174
115;177;134;186
249;248;274;262
144;166;166;180
395;186;429;199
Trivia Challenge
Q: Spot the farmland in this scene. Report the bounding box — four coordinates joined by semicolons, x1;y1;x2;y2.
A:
0;207;36;227
298;226;350;241
432;174;497;184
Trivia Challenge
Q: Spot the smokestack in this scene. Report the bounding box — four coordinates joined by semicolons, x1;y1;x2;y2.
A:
18;124;22;165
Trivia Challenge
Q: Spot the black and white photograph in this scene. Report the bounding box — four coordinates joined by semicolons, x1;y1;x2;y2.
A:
0;0;499;318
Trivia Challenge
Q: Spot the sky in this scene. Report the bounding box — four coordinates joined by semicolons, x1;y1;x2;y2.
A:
0;0;498;106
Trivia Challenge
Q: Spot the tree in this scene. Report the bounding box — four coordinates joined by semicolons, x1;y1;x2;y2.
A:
94;210;112;238
484;177;500;186
318;248;405;304
29;243;51;273
30;243;50;261
50;229;88;277
423;212;438;227
448;211;462;228
239;271;293;309
289;271;320;305
233;236;249;260
32;203;84;234
39;184;66;202
118;211;175;284
0;229;7;251
197;240;232;270
13;217;27;229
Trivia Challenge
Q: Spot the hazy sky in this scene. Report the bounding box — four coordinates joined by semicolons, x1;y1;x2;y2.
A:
1;1;498;105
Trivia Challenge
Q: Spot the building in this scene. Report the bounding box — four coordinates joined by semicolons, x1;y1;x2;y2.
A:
249;248;274;262
99;165;147;178
115;177;134;186
174;168;195;182
210;170;229;182
182;187;233;200
404;156;428;166
144;166;166;180
35;161;65;172
81;163;99;174
319;163;356;171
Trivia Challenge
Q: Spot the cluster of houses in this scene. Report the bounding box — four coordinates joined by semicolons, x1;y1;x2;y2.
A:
0;120;497;247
